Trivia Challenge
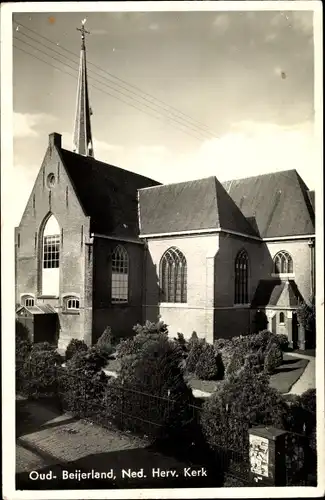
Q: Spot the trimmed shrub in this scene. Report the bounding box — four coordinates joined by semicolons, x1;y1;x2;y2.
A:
195;344;224;380
97;326;113;348
188;331;199;347
264;342;283;374
115;337;137;359
174;332;187;351
61;366;109;418
247;330;274;352
186;338;206;373
104;334;193;439
133;320;168;336
65;338;88;362
116;320;169;360
285;389;316;436
214;338;232;352
275;334;290;351
297;300;315;335
243;350;265;374
32;341;57;352
16;322;32;367
200;369;287;452
22;345;63;399
61;346;110;417
224;349;245;377
218;344;234;371
95;327;115;359
116;331;168;360
66;346;108;375
299;388;316;415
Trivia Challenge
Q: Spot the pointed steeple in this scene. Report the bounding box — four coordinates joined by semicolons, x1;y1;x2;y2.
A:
73;19;94;157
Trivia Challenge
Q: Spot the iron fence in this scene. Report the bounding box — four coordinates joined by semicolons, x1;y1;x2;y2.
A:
16;359;316;486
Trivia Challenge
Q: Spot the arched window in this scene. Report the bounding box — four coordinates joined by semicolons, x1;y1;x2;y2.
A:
234;249;249;304
62;295;80;313
159;247;187;303
41;214;60;296
111;245;129;303
273;251;293;274
21;294;34;307
279;312;285;324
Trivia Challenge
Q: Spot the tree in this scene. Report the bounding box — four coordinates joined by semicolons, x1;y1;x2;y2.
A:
297;299;315;335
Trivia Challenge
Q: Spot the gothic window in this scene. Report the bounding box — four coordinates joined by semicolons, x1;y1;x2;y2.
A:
279;312;285;324
111;245;129;303
273;251;293;274
159;247;187;303
234;249;249;304
41;214;60;296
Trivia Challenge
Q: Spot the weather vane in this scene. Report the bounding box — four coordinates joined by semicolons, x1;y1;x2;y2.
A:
77;18;90;44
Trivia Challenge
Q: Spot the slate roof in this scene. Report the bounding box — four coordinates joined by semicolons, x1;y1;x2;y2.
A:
16;304;57;315
251;279;304;308
59;143;314;241
138;177;259;237
308;191;315;212
222;170;315;238
60;149;160;237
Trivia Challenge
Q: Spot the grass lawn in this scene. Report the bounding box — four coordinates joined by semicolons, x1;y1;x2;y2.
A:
269;354;309;393
185;375;221;394
105;353;309;396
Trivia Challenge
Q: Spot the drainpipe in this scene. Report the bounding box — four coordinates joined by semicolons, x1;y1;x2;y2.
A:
308;238;315;300
142;239;148;323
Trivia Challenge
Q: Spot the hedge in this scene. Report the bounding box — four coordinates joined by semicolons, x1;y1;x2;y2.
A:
21;344;63;399
200;369;287;452
104;334;194;439
66;346;108;375
61;368;109;419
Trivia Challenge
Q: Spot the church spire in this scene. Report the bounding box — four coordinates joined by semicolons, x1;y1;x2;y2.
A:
73;19;94;157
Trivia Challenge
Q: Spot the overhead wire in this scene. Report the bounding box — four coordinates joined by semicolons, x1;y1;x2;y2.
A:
13;38;206;142
14;23;217;140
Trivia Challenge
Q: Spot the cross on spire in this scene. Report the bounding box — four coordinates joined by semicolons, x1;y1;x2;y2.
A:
72;19;94;157
77;20;90;49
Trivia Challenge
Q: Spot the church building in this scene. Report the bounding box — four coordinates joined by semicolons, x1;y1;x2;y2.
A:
15;24;315;350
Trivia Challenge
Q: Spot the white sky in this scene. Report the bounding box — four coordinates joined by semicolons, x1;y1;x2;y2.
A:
11;6;319;226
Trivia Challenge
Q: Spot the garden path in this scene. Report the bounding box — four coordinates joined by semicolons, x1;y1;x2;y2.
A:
286;352;316;395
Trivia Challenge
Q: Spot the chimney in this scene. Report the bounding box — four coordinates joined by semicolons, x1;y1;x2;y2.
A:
49;132;62;149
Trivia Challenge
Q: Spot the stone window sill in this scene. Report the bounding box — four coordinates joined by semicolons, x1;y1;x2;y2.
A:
38;295;59;299
159;303;188;308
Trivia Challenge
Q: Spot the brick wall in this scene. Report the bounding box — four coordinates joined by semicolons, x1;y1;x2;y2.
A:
15;134;92;349
144;234;219;343
266;240;313;302
92;236;145;342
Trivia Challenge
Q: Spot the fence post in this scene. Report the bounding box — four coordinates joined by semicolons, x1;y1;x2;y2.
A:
121;379;124;431
248;427;288;486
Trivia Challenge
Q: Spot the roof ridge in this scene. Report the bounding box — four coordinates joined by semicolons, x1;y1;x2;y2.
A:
222;168;299;185
138;175;217;191
60;148;160;185
214;176;259;237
